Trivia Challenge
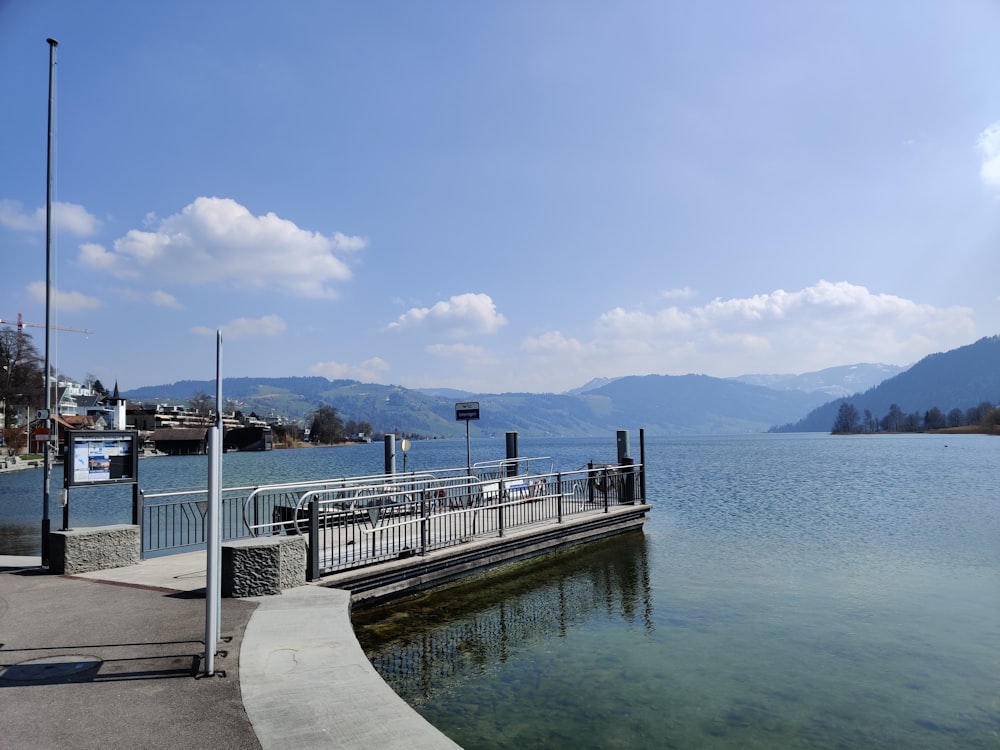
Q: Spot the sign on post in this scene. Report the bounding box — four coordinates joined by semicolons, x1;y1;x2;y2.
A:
455;401;480;472
455;401;480;421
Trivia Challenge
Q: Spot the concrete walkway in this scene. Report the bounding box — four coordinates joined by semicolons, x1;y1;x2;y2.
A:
0;552;459;749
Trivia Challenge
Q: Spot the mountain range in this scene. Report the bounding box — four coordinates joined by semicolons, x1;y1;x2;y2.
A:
120;336;1000;436
771;335;1000;432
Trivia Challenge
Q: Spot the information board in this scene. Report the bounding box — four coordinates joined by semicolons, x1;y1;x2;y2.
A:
65;430;139;487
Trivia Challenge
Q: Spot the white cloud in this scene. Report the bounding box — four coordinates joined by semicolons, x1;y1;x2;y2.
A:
521;331;588;354
529;280;976;380
192;314;287;339
151;290;181;308
0;200;101;235
78;243;118;271
659;286;697;300
309;357;390;382
977;122;1000;189
385;293;508;337
82;197;367;298
597;305;693;335
27;281;103;312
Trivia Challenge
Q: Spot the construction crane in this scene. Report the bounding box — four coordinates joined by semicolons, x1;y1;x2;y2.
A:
0;312;94;372
0;312;94;336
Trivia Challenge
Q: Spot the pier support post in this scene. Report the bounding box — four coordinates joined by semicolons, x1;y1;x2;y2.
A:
384;434;396;475
505;431;519;477
616;430;630;463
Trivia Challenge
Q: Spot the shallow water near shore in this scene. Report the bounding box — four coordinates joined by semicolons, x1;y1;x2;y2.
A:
354;433;1000;748
2;433;998;747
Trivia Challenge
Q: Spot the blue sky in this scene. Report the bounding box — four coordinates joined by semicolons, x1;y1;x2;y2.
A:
2;1;1000;394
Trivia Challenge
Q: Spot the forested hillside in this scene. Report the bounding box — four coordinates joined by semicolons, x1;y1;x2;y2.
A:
771;336;1000;432
123;372;833;437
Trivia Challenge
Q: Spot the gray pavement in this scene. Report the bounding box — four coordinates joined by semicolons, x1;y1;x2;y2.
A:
0;552;460;749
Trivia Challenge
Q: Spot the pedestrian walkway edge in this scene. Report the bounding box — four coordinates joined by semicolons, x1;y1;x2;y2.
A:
240;585;461;750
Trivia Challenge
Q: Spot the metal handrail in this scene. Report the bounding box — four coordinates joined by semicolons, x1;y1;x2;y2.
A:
136;454;644;563
302;461;644;576
242;471;440;537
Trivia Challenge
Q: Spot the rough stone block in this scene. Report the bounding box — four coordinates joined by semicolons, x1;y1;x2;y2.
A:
49;525;141;575
278;534;306;590
222;537;282;597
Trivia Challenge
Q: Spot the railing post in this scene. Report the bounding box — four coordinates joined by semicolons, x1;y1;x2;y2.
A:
639;428;646;504
307;499;320;582
252;486;259;537
588;462;595;506
420;490;428;556
498;485;506;538
556;472;563;523
135;487;146;560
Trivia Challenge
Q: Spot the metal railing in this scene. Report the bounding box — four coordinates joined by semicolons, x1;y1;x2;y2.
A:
139;475;373;555
293;459;642;578
137;457;643;571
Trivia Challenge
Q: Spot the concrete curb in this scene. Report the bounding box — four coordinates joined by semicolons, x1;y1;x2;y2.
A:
241;585;461;750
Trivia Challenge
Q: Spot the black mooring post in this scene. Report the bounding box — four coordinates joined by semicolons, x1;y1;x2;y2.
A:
383;434;396;475
505;431;518;477
617;429;630;463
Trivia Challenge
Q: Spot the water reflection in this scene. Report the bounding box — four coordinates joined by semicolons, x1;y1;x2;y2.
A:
353;531;653;703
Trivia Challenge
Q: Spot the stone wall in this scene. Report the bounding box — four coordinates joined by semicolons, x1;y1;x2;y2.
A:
49;525;141;575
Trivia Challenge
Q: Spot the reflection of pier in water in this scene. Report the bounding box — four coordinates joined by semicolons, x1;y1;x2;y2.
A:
356;532;653;700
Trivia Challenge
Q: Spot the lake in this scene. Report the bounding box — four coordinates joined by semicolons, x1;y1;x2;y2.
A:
2;433;998;747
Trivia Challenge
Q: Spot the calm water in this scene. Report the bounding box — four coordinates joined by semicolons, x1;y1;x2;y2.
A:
355;434;1000;749
2;434;998;747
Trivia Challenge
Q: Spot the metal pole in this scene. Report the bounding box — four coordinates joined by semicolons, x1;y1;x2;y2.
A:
205;426;219;676
41;38;58;567
214;335;222;642
204;331;222;676
136;487;146;560
465;419;471;474
639;428;646;504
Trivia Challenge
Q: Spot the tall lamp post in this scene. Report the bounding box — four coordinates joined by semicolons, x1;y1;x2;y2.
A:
41;37;58;565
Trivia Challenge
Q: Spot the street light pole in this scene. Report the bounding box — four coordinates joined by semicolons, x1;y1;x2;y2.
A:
41;37;58;566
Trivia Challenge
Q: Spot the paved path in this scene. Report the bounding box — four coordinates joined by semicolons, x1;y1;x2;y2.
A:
0;552;460;749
